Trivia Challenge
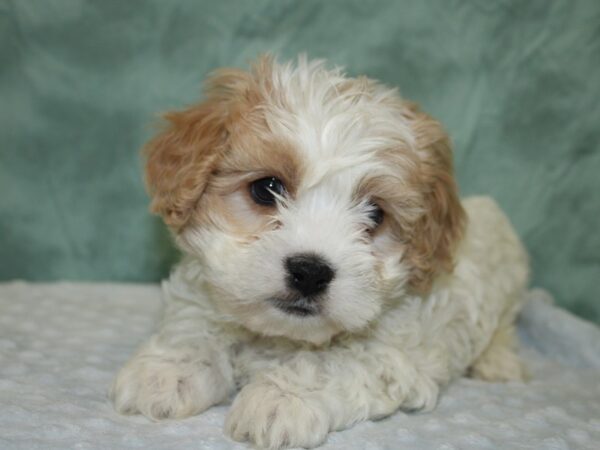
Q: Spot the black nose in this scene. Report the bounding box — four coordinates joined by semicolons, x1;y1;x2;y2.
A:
285;254;335;297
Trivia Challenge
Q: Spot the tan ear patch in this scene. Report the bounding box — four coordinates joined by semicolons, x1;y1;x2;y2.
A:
144;101;228;230
402;103;466;293
143;59;274;231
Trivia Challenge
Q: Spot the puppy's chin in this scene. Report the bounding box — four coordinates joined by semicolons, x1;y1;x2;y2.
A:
202;288;344;345
268;294;322;318
216;283;389;345
243;305;343;346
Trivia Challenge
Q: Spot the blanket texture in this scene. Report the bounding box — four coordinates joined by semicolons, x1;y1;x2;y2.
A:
0;282;598;449
1;1;599;323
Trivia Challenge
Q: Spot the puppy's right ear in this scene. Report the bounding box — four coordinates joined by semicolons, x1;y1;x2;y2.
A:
144;69;251;231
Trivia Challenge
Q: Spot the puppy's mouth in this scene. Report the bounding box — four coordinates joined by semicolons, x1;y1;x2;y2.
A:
269;294;321;317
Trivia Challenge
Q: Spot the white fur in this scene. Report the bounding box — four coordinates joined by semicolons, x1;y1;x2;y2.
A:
110;58;529;449
111;197;528;448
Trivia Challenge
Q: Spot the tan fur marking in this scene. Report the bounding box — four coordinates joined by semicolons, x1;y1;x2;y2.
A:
362;102;465;294
402;103;466;293
144;57;279;232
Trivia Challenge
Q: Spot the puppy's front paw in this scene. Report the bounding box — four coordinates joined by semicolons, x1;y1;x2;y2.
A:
225;381;330;449
110;349;227;420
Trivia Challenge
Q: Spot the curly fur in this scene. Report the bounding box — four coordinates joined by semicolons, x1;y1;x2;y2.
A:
110;55;529;449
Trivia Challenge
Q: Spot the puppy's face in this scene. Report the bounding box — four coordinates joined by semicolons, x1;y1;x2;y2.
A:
145;57;464;345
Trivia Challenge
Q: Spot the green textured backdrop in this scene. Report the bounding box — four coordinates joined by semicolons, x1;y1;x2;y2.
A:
1;0;599;322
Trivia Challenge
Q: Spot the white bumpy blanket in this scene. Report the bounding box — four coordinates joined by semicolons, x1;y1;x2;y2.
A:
0;282;599;449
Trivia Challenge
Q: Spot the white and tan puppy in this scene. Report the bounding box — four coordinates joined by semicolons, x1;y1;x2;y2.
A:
110;55;529;449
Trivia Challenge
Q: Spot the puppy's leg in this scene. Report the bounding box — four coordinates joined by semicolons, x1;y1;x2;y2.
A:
225;343;442;449
468;324;528;382
110;301;234;420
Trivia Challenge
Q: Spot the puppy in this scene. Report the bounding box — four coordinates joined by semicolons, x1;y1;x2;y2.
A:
110;55;529;449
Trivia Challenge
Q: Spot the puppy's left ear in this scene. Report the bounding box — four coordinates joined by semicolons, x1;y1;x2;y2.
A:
144;69;252;231
403;102;466;293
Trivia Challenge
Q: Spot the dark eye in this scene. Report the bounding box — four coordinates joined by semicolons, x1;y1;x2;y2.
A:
367;202;384;229
250;177;285;206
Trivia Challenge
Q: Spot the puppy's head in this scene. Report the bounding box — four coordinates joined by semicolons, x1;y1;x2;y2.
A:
145;56;465;344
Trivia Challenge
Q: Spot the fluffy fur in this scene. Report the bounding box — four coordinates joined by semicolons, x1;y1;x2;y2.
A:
110;55;529;449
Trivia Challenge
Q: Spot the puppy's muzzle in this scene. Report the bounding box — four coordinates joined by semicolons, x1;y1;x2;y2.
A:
285;253;335;297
